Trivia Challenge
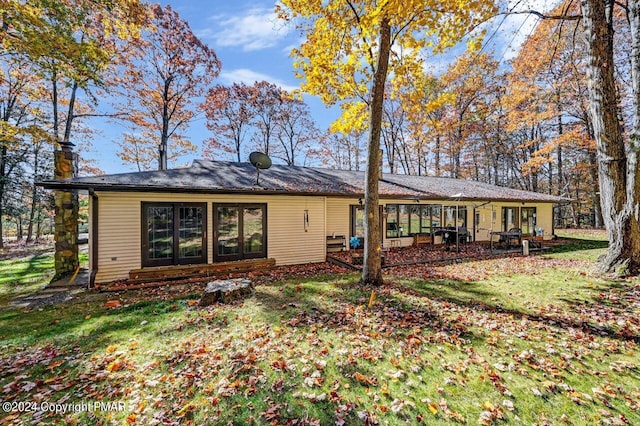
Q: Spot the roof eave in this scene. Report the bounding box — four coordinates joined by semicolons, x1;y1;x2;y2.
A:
38;181;570;203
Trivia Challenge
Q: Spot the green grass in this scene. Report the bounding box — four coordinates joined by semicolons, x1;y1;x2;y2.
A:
0;248;88;304
1;232;639;425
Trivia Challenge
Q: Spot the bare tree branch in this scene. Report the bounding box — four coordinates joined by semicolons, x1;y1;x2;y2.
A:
501;10;582;21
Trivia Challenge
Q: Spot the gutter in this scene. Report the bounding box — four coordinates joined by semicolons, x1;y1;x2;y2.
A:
38;181;569;204
89;189;98;289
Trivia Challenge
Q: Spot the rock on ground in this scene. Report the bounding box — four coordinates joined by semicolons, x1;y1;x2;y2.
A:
199;278;254;306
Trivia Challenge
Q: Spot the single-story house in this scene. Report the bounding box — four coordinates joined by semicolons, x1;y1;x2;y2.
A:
41;159;568;286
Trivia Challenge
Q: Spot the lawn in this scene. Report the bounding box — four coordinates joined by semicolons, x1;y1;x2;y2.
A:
0;230;639;425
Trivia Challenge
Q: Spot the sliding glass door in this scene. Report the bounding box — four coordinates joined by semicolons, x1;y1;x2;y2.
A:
142;203;206;267
214;203;266;262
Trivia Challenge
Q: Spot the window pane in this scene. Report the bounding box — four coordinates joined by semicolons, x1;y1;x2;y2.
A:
430;205;441;229
353;207;365;238
521;207;536;236
421;205;442;233
458;207;467;228
409;205;421;234
386;205;398;237
444;206;467;228
398;205;409;236
420;205;431;232
503;207;518;231
148;206;173;260
217;206;239;255
179;206;203;259
243;207;264;254
444;206;455;227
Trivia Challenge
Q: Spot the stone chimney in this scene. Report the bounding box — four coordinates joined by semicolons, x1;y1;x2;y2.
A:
53;141;79;279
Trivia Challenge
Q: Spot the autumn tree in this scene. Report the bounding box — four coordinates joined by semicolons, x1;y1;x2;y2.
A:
579;0;640;274
437;52;500;179
249;81;284;157
279;0;496;285
116;131;159;172
1;0;146;277
504;1;600;227
316;130;367;171
276;97;319;166
203;83;255;162
115;4;221;170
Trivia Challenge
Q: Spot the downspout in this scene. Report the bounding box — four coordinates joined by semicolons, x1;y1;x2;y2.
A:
89;189;98;289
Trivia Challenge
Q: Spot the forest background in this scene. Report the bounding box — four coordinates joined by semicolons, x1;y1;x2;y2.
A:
0;0;633;247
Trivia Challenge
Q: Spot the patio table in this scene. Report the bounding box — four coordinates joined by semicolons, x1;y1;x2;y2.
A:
490;231;522;251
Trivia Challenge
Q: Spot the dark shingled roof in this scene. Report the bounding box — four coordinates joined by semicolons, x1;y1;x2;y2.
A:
39;160;569;203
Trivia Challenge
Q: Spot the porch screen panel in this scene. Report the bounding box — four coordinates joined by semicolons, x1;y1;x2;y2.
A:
421;204;442;234
217;206;239;256
243;206;264;256
148;206;174;262
430;205;442;229
409;205;421;234
178;206;204;261
398;205;409;236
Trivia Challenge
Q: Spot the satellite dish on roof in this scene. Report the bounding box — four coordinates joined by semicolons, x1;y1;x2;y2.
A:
249;151;272;169
249;151;272;185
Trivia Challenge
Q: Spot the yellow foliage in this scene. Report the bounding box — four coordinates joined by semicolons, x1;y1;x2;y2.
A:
330;102;369;134
279;0;497;133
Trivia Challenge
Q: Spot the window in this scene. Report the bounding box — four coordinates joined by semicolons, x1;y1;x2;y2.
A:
214;203;266;261
142;203;207;267
521;207;536;236
386;204;443;237
398;205;409;236
409;205;421;234
502;207;519;231
423;205;442;233
351;205;365;240
444;206;467;228
386;205;399;237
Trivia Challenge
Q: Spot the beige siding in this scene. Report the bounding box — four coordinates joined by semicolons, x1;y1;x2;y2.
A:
94;192;143;283
93;192;326;283
92;191;557;283
265;196;326;265
326;198;352;239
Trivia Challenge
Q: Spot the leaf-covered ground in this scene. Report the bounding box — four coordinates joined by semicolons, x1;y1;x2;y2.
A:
1;233;639;425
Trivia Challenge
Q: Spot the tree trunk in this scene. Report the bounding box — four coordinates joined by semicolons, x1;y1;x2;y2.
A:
0;144;6;250
36;211;42;240
362;18;391;286
26;145;40;243
581;0;640;275
435;135;441;177
17;216;22;241
159;76;172;170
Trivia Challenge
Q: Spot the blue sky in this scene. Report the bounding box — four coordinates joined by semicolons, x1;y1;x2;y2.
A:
84;0;557;174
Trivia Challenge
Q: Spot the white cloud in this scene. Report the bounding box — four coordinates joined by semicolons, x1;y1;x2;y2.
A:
200;7;291;52
220;68;300;92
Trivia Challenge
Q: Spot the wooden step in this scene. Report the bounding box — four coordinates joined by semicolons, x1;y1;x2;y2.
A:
128;258;276;283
